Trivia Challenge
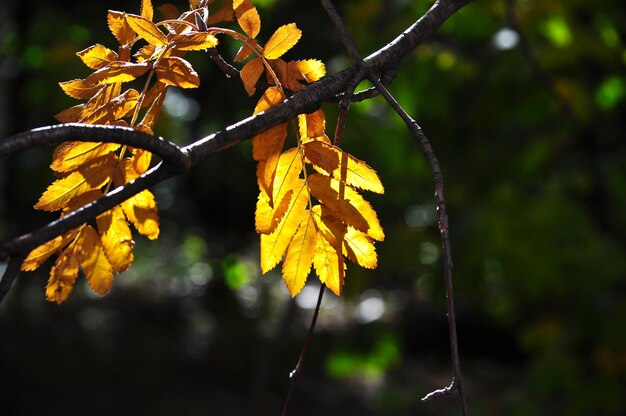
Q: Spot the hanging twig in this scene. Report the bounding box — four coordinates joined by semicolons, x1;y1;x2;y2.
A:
281;285;325;416
319;0;468;414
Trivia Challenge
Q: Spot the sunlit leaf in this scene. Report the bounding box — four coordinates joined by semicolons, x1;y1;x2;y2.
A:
252;122;287;162
45;237;81;304
240;57;264;96
77;225;114;296
233;0;260;39
141;0;154;21
171;32;219;51
254;86;285;113
107;10;136;46
272;147;303;204
97;205;134;273
80;88;140;124
122;189;160;239
51;142;121;173
155;56;200;88
126;13;168;46
77;44;119;70
292;59;326;83
256;188;293;235
35;154;116;212
263;23;302;60
86;61;150;84
282;210;317;297
314;231;345;296
21;228;81;272
55;104;86;123
260;180;308;273
59;79;101;100
343;226;377;269
304;141;384;194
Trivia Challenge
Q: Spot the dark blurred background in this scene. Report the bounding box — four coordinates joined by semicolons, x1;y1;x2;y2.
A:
1;0;625;415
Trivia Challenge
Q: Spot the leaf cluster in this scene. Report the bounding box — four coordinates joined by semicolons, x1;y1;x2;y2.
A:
22;0;385;302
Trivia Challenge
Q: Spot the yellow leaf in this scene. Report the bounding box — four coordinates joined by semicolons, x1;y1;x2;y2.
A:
254;86;285;114
298;114;330;144
305;109;326;138
86;61;150;85
311;204;345;248
139;83;167;128
307;173;369;235
303;141;384;194
292;59;326;83
263;23;302;60
313;232;345;296
343;226;377;269
35;154;116;212
233;0;260;39
272;147;303;204
55;104;85;123
255;188;292;234
130;148;153;176
77;44;119;69
155;57;200;88
122;189;160;239
171;32;219;51
240;57;264;96
309;174;384;241
126;13;168;46
51;142;121;173
45;238;81;304
59;79;101;100
77;225;114;296
234;40;257;62
252;122;287;162
141;0;154;21
282;210;318;297
80;88;140;124
63;189;103;216
97;205;134;273
107;10;136;46
260;180;308;273
22;228;81;272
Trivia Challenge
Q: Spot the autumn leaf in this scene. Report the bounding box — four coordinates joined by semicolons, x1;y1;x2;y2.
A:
51;142;121;173
314;231;346;296
35;154;116;212
233;0;260;39
140;0;154;21
155;56;200;88
254;86;285;114
303;141;385;194
256;188;293;235
272;147;303;204
252;122;287;162
80;88;140;124
171;32;219;51
263;23;302;60
291;59;326;83
46;238;81;304
126;14;168;46
343;226;377;269
77;226;114;296
260;180;308;273
107;11;136;46
21;228;81;272
59;79;101;100
97;205;134;273
122;189;160;239
86;61;150;85
282;211;318;297
55;104;85;123
77;44;119;69
240;57;264;96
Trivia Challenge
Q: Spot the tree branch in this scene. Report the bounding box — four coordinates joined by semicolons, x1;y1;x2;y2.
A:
319;0;468;413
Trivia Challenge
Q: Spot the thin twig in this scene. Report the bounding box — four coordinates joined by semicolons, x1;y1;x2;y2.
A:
207;47;240;79
0;256;25;304
281;285;325;416
319;0;468;413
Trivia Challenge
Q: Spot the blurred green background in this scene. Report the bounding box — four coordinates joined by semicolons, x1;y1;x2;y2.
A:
1;0;625;414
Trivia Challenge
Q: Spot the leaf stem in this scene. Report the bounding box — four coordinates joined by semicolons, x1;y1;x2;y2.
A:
281;284;325;416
